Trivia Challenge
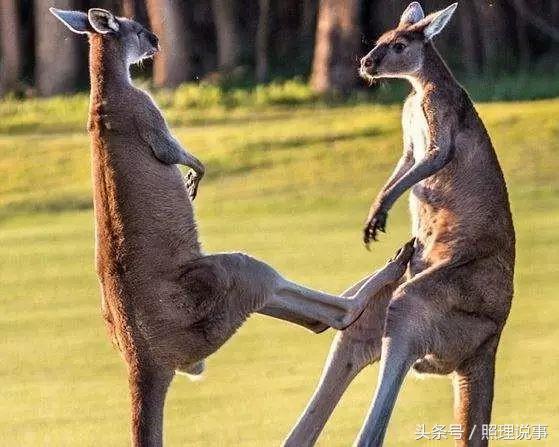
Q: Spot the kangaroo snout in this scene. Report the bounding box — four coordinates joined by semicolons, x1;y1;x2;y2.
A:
360;48;384;78
359;55;376;78
361;56;373;68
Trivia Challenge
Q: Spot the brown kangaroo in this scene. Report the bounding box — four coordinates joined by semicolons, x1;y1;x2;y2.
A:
285;3;515;447
50;8;415;447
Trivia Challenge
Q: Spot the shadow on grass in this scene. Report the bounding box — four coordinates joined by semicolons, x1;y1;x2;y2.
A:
241;126;385;152
168;110;301;129
0;196;93;224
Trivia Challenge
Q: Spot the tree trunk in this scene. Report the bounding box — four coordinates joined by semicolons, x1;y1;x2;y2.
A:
301;0;317;44
145;0;193;87
552;0;559;27
256;0;270;83
472;0;512;75
458;0;481;75
35;0;81;96
122;0;137;18
211;0;242;72
0;0;22;94
512;0;530;70
310;0;361;94
121;0;149;30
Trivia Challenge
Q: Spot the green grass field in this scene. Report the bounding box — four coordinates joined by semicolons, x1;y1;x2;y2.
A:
1;93;558;446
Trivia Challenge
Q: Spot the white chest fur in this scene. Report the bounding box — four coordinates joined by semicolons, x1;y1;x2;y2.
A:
408;92;429;161
404;86;430;236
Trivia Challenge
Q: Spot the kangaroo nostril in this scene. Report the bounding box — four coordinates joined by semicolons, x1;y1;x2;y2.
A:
362;58;373;68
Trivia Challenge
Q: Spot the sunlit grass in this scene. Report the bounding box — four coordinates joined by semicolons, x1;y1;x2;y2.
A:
1;96;558;446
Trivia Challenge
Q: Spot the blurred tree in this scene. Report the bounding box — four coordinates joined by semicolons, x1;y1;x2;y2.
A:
5;0;559;95
300;0;317;46
211;0;242;72
122;0;137;18
146;0;193;87
457;1;482;75
0;0;22;94
472;0;514;74
256;0;270;82
512;0;530;70
35;0;81;95
311;0;361;94
190;1;217;76
121;0;148;24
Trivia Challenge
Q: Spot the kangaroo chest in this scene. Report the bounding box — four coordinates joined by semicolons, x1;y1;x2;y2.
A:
407;93;429;161
405;93;435;239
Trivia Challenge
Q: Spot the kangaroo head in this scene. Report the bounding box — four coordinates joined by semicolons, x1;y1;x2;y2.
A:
50;8;159;66
360;2;457;81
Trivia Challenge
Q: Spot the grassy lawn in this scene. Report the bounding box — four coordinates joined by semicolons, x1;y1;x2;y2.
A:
1;95;558;446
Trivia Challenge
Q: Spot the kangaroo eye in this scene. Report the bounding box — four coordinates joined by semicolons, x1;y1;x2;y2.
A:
393;43;406;53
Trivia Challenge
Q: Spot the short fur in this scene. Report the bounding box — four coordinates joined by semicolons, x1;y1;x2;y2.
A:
285;3;515;447
50;8;416;447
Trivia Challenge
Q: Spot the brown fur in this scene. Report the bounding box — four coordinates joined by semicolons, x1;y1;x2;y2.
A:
51;8;417;447
286;4;515;447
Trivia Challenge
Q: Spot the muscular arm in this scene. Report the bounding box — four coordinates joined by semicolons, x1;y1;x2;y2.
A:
364;96;454;245
363;98;415;245
380;152;415;198
135;103;205;199
366;151;414;225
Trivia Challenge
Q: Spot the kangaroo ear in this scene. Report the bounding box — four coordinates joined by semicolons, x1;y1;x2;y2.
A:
415;3;458;40
88;8;120;34
49;8;91;34
399;2;425;26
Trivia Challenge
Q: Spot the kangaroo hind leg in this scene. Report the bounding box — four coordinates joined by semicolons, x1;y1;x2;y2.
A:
262;239;414;330
128;365;174;447
452;335;500;447
284;282;395;447
354;288;430;447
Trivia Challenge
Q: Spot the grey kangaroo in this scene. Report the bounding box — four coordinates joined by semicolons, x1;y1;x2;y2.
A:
285;3;515;447
50;8;414;447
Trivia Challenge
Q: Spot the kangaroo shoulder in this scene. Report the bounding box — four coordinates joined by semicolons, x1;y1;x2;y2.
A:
134;89;164;121
422;88;467;132
421;87;446;114
131;91;169;137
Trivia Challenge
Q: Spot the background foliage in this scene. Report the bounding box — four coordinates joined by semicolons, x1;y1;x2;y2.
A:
0;0;558;98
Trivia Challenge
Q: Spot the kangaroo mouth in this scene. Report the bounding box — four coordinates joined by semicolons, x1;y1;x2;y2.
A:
144;48;158;58
359;66;377;82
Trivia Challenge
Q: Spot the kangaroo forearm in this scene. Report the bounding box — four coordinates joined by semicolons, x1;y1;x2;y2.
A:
139;119;205;176
371;154;414;210
164;135;205;178
153;134;205;174
383;154;414;193
380;151;449;211
178;148;205;177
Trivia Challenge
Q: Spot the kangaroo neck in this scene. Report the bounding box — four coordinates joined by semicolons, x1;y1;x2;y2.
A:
407;43;459;95
89;34;131;101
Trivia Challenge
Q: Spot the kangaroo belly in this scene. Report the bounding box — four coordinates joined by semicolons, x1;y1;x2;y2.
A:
408;191;467;275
